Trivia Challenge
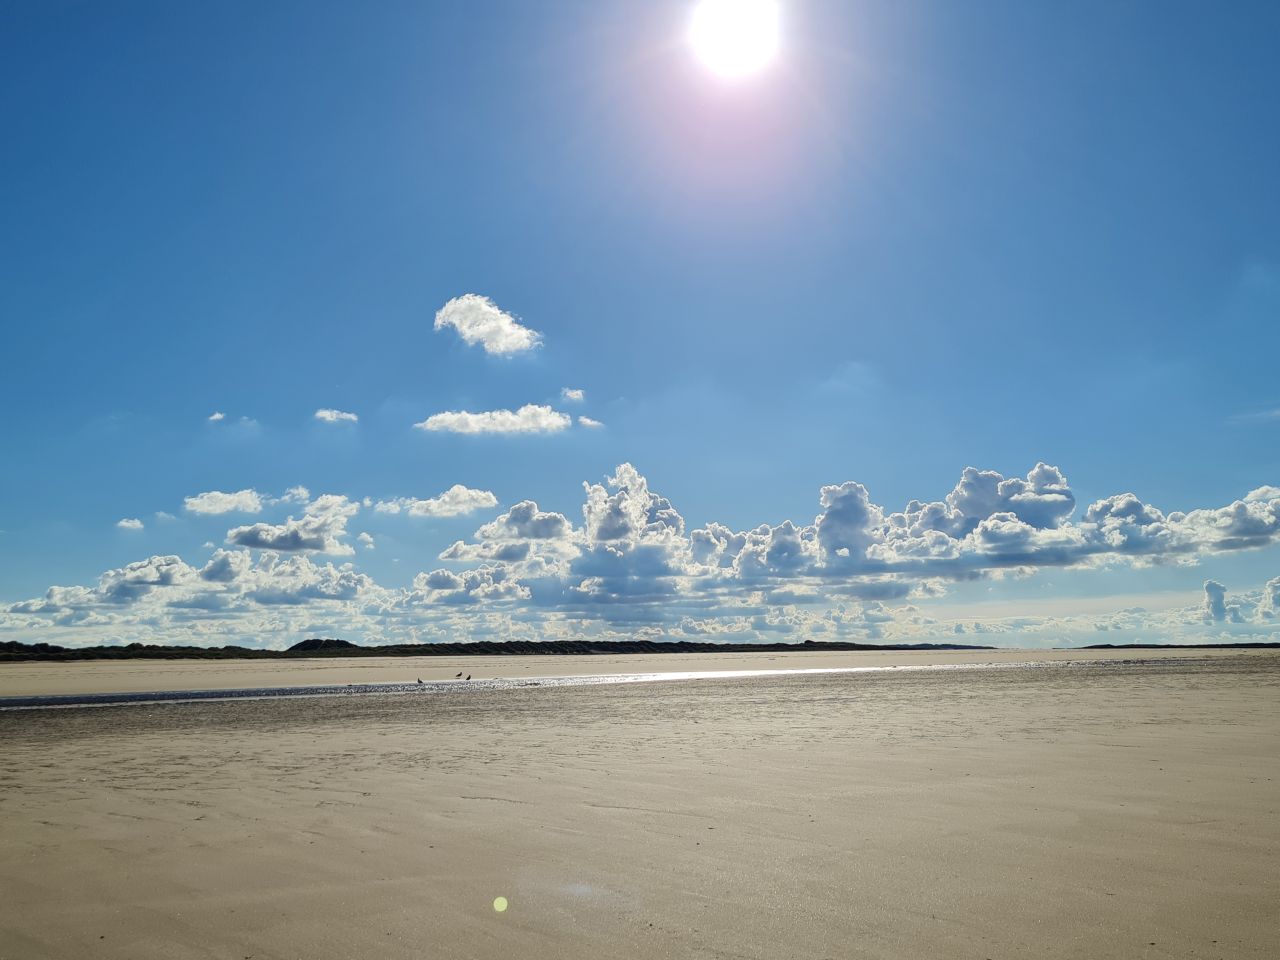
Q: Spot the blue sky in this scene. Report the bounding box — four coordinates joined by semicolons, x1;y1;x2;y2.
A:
2;0;1278;647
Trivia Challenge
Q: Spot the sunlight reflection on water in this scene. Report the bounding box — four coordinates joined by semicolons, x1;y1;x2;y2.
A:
0;659;1119;710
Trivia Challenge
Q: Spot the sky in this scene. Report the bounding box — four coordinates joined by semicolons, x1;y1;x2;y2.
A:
2;0;1278;649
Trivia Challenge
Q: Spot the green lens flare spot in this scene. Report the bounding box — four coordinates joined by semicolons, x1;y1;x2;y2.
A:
493;896;508;913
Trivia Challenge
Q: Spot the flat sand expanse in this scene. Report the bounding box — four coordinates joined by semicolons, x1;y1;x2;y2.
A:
0;645;1265;698
2;654;1277;959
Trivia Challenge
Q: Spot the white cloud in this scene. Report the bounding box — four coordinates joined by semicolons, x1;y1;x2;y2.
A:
1246;486;1280;503
208;412;225;422
225;495;359;555
1263;577;1280;619
578;416;604;429
314;408;358;424
116;518;143;531
434;294;542;356
561;388;585;403
440;500;578;569
184;489;264;515
414;404;571;435
7;462;1280;650
476;501;573;541
403;567;530;605
278;486;310;505
375;485;498;518
1201;580;1241;623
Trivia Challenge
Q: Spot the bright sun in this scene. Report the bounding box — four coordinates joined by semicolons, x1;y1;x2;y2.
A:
688;0;780;79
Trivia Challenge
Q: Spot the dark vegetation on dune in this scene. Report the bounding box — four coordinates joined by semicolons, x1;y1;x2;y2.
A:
0;638;999;663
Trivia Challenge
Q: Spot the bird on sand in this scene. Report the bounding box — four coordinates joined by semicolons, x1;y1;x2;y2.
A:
455;672;463;678
465;674;472;681
416;678;423;684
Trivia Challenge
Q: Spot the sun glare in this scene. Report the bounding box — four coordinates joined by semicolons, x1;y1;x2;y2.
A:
688;0;780;79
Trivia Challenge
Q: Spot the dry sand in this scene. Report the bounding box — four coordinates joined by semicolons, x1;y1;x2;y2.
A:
2;652;1277;959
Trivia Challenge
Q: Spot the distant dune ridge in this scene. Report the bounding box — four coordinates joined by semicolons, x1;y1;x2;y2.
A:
0;638;998;663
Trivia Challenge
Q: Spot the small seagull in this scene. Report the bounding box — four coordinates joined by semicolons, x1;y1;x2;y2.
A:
416;678;423;685
455;672;463;678
465;674;472;681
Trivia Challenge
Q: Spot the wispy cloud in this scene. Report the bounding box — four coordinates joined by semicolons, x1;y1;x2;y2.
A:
116;518;144;530
375;485;499;518
414;404;571;435
184;489;265;515
207;411;225;422
315;408;358;424
561;387;585;403
434;294;542;356
578;416;604;429
1230;408;1280;424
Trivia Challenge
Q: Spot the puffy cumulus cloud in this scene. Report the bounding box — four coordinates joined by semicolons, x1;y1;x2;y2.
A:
240;553;379;606
1176;498;1280;551
734;521;818;579
99;555;197;602
200;549;251;583
2;549;394;645
1262;577;1280;619
1203;580;1229;623
314;408;358;424
117;518;143;530
5;461;1280;650
208;411;225;422
874;463;1075;557
415;404;571;435
1198;579;1265;625
477;501;573;541
358;532;375;551
439;500;576;570
949;463;1076;532
561;388;585;403
434;294;541;356
561;465;694;609
816;481;883;564
690;522;748;570
583;464;684;543
226;494;358;555
185;489;264;515
404;567;530;605
375;485;498;518
1082;493;1173;553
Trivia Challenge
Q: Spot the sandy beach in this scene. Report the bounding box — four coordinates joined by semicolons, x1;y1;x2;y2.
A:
2;651;1277;959
0;645;1262;698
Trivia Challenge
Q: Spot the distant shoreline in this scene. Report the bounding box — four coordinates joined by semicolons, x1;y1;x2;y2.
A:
1;637;997;663
1078;642;1280;650
2;637;1278;663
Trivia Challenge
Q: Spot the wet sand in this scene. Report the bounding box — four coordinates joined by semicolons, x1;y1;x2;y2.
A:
2;653;1277;959
0;645;1263;698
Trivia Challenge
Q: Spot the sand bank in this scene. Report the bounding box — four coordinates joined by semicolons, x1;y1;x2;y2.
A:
0;644;1266;698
